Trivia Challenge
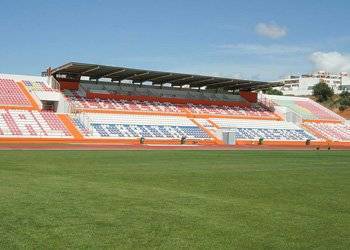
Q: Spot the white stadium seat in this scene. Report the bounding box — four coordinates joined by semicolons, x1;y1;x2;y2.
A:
0;109;71;138
211;118;316;141
72;113;211;139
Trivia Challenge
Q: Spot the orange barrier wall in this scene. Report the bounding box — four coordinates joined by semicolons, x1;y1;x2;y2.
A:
235;139;330;147
75;108;281;120
240;91;257;103
2;137;348;148
330;141;350;147
0;105;35;111
76;108;186;117
0;137;215;146
303;119;343;124
57;79;80;90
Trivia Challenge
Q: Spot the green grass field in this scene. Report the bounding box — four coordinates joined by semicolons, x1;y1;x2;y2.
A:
0;150;349;249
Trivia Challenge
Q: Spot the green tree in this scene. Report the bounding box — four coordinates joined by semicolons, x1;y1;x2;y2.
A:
312;82;334;102
338;91;350;110
340;90;350;98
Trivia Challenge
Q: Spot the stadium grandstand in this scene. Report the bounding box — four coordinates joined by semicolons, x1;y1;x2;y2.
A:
0;62;349;148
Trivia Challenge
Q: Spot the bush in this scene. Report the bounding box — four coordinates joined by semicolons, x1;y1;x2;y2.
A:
263;87;283;95
258;138;264;145
339;105;347;111
313;82;334;102
338;91;350;109
339;97;350;106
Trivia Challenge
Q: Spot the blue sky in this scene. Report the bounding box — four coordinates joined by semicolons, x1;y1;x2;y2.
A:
1;0;350;80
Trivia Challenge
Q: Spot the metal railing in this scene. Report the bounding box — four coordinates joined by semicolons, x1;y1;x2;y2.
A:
257;93;275;111
72;112;93;136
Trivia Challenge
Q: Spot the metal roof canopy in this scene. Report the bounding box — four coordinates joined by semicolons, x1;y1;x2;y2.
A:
50;62;281;91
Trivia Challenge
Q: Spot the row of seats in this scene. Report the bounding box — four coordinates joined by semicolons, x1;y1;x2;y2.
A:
303;122;350;141
23;80;54;92
89;124;209;139
0;78;31;107
69;96;181;113
72;113;210;139
187;103;274;117
296;100;341;120
71;113;315;141
235;128;314;141
66;95;277;119
0;109;71;138
267;95;342;121
210;118;315;141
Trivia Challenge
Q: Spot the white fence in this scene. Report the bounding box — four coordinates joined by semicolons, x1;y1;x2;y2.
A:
257;93;275;111
47;76;60;91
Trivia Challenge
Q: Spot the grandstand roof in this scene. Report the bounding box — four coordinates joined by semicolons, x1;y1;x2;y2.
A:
49;62;281;91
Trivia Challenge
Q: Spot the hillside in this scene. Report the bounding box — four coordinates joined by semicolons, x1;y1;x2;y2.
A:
337;108;350;119
309;95;350;119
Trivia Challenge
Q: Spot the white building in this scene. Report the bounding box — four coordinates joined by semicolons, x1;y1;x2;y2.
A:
274;71;350;96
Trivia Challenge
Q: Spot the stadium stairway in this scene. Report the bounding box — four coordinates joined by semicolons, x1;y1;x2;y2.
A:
207;119;220;129
189;118;224;145
57;114;84;140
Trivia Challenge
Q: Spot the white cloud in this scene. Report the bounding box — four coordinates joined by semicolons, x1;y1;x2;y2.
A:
255;22;287;39
217;43;310;55
310;51;350;72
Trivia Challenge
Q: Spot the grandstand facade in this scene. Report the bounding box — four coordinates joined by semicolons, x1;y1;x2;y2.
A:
0;62;349;148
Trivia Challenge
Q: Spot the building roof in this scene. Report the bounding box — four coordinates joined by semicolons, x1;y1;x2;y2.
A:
49;62;281;91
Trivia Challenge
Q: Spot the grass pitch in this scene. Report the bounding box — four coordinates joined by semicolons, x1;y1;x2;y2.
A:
0;150;349;249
